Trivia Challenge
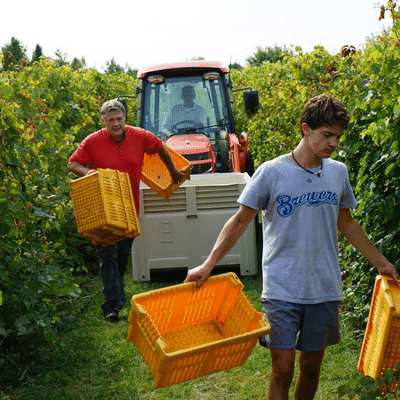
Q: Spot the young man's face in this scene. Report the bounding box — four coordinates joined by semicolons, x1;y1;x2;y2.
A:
303;124;344;159
102;110;125;142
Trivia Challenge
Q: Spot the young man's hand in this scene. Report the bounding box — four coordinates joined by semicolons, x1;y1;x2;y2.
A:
184;264;212;288
376;262;400;284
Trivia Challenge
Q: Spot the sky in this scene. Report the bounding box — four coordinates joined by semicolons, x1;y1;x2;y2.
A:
0;0;393;72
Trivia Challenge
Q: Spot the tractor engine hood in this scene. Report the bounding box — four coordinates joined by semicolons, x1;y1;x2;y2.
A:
166;133;216;174
166;133;212;157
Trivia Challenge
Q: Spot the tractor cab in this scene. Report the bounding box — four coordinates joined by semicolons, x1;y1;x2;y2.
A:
136;61;258;174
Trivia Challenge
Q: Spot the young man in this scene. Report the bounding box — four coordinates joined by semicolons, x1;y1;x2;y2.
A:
184;94;400;400
68;99;185;323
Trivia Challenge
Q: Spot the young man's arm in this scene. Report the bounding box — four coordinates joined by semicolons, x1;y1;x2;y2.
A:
184;205;258;287
337;208;400;282
157;144;186;183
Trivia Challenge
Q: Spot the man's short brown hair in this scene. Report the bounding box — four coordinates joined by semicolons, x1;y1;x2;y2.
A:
300;94;350;136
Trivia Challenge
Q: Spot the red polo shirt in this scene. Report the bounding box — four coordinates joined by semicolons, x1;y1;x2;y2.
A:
69;126;163;214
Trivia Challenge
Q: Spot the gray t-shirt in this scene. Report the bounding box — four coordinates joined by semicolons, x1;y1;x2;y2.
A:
238;154;357;304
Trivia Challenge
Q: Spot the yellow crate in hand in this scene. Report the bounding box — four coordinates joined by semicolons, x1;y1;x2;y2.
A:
70;169;140;246
141;145;190;200
127;272;270;388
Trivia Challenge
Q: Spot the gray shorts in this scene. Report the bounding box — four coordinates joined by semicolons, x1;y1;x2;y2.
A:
260;299;341;351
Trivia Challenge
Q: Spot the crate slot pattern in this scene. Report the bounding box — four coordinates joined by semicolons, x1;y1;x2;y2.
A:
141;145;191;200
70;169;140;246
143;187;187;214
98;170;131;232
358;276;400;379
196;185;241;210
71;173;106;231
141;183;242;214
383;316;400;369
127;272;270;388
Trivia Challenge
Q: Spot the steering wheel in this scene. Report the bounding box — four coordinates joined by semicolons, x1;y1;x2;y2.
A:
171;120;197;134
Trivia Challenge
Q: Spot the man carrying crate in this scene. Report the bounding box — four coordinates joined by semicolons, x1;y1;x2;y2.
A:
68;99;185;323
184;94;400;400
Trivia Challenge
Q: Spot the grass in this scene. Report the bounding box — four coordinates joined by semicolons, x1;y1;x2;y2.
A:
1;267;364;400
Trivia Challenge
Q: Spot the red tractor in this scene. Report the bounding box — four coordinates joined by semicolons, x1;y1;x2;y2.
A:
133;61;258;176
117;61;260;281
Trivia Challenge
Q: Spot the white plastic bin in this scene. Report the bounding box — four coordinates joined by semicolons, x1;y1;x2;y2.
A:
132;173;257;281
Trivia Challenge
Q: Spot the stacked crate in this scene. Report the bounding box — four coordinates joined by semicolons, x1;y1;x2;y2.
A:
70;146;190;246
70;169;140;246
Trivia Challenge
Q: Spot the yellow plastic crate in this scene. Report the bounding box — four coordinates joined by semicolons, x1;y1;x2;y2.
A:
141;145;191;200
358;275;400;380
127;272;270;388
70;169;140;246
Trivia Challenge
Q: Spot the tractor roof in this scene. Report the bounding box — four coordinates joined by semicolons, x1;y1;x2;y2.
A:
138;61;229;79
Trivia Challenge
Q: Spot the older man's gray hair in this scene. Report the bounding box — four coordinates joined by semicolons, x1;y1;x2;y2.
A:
100;99;126;119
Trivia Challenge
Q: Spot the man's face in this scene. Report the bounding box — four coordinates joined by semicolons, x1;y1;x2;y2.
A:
303;124;344;159
181;89;195;105
102;110;125;142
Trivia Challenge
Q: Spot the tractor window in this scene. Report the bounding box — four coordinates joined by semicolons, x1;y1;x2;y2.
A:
141;74;232;141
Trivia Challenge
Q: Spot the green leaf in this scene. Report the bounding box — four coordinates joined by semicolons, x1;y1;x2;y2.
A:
359;375;376;386
385;162;396;175
0;85;14;98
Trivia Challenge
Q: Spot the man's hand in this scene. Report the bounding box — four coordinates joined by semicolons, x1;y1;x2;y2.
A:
170;167;185;184
86;169;97;176
158;145;187;184
184;264;212;288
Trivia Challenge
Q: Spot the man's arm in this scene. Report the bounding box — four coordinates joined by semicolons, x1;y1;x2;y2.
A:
184;205;258;287
158;144;185;183
67;161;96;177
337;208;400;282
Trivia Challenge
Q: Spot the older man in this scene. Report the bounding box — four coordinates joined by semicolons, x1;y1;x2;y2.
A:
68;99;185;322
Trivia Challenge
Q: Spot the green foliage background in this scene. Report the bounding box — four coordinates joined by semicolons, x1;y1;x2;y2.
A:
0;59;137;341
1;1;399;346
232;1;400;329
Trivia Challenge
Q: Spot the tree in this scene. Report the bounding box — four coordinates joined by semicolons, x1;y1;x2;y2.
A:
71;57;87;70
125;65;138;77
31;44;43;63
105;58;124;74
230;62;244;71
54;49;69;67
246;45;293;66
1;37;28;71
188;56;205;61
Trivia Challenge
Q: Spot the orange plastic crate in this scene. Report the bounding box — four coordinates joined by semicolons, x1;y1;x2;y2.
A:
141;145;191;200
127;272;270;388
70;169;140;246
358;275;400;380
